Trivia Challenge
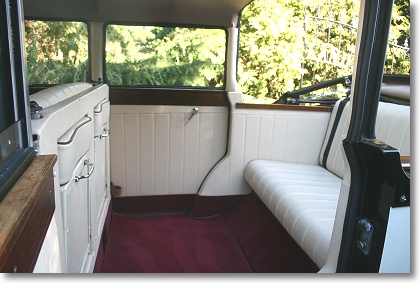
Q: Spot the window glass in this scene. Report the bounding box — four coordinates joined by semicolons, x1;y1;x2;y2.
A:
24;20;89;85
239;0;409;104
385;0;410;75
105;25;226;88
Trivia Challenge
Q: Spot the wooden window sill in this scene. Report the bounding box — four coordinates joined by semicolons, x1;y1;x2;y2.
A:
0;155;57;273
236;103;333;112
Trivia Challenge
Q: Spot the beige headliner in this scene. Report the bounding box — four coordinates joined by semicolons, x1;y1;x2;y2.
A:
23;0;253;27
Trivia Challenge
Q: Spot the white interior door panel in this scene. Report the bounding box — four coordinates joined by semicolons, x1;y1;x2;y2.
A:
110;105;229;196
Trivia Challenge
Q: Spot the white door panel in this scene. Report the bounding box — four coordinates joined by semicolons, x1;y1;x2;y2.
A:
110;105;229;196
60;155;91;273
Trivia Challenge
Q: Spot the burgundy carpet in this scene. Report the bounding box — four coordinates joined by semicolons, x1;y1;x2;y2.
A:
226;192;319;273
101;212;251;273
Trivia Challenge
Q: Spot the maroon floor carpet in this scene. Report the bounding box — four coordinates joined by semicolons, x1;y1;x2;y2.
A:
101;212;251;273
226;193;319;273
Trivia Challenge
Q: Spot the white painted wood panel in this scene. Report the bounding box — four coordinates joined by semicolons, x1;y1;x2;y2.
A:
110;105;229;196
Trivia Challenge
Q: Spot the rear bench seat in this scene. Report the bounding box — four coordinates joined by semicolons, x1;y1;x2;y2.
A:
244;98;410;269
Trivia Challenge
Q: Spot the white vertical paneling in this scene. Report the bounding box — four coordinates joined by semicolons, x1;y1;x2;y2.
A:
139;114;155;195
197;113;214;188
284;116;301;163
243;115;260;165
228;115;246;192
110;106;229;196
257;115;274;160
124;114;140;196
184;113;200;193
169;113;184;194
376;103;410;156
297;117;328;163
199;108;332;196
154;114;170;195
109;114;125;192
112;104;335;197
213;112;228;163
271;116;288;161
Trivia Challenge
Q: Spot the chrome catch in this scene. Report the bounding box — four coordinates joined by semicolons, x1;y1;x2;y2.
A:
184;107;199;125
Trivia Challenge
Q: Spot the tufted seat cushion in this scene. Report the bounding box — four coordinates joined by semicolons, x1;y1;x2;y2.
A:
244;160;342;268
244;98;410;269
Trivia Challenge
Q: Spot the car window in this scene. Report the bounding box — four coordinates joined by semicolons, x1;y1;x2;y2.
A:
24;20;89;85
105;25;226;88
239;0;409;104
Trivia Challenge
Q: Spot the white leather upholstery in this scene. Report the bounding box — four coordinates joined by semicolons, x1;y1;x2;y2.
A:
57;116;93;186
381;83;410;102
94;99;110;137
244;160;341;268
244;98;410;269
318;100;350;179
30;82;92;109
376;101;410;156
198;92;332;196
32;83;110;273
318;100;410;179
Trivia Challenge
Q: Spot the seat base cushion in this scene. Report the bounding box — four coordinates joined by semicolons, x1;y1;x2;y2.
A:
244;160;342;268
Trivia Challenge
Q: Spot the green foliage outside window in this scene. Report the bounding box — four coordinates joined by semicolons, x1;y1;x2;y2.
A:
239;0;409;102
25;20;89;85
24;0;409;100
105;25;226;88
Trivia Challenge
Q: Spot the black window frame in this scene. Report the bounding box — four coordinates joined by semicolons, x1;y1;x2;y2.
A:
0;0;35;201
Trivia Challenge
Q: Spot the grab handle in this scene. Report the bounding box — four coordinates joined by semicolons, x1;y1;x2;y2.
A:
75;160;95;182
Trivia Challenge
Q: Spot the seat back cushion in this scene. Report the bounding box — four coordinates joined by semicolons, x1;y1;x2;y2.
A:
319;99;410;179
318;99;350;179
376;101;410;156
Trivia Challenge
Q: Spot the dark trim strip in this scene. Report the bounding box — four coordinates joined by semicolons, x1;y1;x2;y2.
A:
236;103;333;112
57;116;92;145
109;88;228;106
338;0;394;272
322;98;350;168
112;194;196;214
94;99;110;113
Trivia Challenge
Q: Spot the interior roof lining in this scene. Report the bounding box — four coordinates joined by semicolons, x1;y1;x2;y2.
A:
22;0;253;27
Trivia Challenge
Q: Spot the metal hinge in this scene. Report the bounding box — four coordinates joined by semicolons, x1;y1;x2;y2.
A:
356;218;373;255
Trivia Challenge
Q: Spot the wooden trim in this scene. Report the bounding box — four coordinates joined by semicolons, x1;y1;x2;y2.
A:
400;156;410;164
235;103;333;112
0;155;57;273
109;87;229;106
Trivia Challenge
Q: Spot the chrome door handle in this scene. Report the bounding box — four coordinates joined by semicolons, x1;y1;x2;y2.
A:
100;128;110;138
75;160;95;182
184;107;199;125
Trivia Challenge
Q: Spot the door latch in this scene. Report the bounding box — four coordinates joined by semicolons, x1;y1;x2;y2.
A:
184;107;199;125
356;218;373;255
